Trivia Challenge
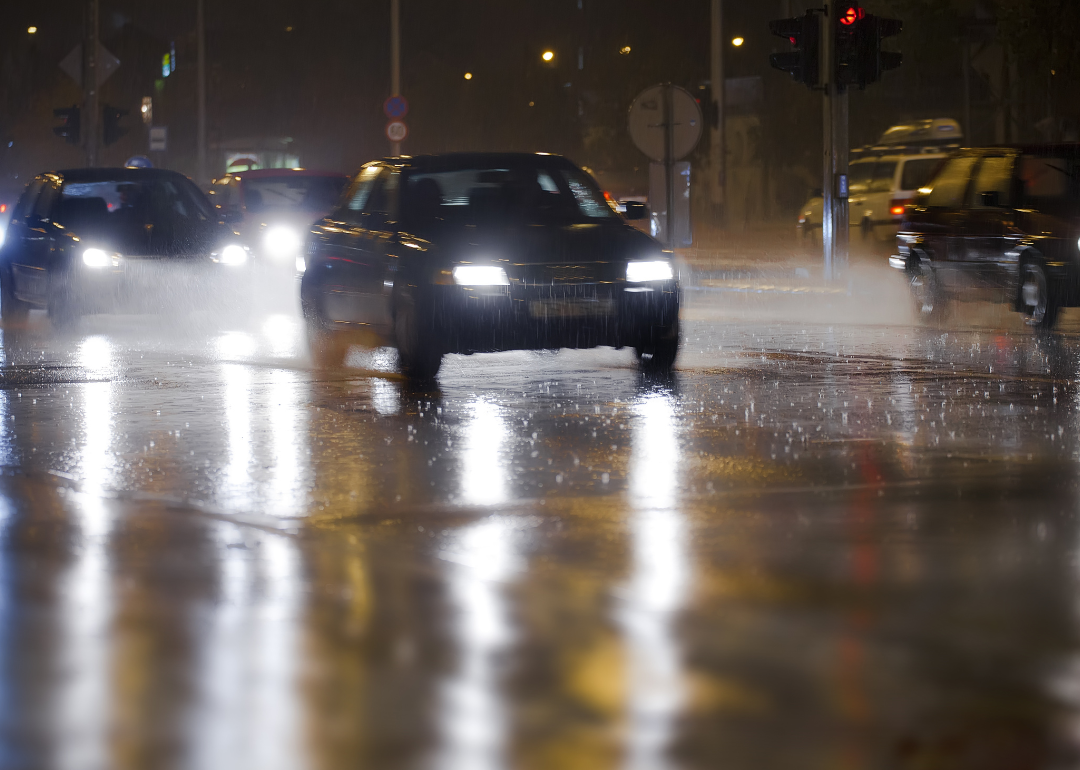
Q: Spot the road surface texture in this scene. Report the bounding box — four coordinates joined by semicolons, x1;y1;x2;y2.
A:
3;265;1080;770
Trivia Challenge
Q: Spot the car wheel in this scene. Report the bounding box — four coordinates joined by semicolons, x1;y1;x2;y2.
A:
46;274;81;331
0;265;29;324
394;288;442;381
302;294;349;366
907;259;948;324
1019;260;1059;330
635;317;680;372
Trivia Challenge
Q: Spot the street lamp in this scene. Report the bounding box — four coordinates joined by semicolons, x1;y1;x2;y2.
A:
27;26;38;34
732;36;744;47
464;72;473;80
542;50;554;62
620;46;631;55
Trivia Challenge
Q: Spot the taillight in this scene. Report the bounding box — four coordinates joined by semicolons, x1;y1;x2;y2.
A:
889;199;909;217
0;204;6;214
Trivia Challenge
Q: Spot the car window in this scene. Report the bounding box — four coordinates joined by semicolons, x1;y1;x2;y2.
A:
899;158;943;191
968;155;1015;208
12;179;45;221
868;161;898;193
401;162;616;227
1019;156;1073;199
924;155;977;208
848;162;875;191
150;178;214;224
243;175;347;214
32;182;59;220
343;166;382;222
209;179;237;209
365;169;399;217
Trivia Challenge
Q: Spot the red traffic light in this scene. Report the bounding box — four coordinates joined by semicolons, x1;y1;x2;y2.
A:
840;6;864;25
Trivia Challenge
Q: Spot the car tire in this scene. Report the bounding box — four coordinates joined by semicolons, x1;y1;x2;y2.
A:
907;258;948;324
46;273;81;331
635;317;680;372
394;288;442;381
0;265;29;324
1019;260;1059;330
302;294;349;366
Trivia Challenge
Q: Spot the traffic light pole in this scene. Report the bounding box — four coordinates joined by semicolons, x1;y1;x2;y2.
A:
390;0;401;156
821;4;848;282
83;0;100;166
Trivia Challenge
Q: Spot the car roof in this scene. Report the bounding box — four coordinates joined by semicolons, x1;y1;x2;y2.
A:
53;167;191;183
960;143;1080;156
230;168;348;180
373;152;576;172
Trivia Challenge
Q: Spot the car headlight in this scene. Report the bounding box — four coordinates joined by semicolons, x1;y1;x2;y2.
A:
82;248;114;268
263;226;302;260
218;244;249;266
453;265;509;286
626;259;674;283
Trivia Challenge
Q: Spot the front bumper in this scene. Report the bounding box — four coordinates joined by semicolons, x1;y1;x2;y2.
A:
63;260;252;314
429;281;680;354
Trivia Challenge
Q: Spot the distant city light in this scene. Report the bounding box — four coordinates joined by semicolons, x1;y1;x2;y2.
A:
529;101;535;107
27;26;37;34
732;37;745;46
620;46;631;55
464;72;473;80
542;50;554;62
285;25;293;32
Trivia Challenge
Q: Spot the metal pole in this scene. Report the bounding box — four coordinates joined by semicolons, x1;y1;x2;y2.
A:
833;86;849;275
390;0;401;156
197;0;207;184
709;0;725;224
663;83;675;249
962;38;971;143
84;0;100;166
821;4;834;279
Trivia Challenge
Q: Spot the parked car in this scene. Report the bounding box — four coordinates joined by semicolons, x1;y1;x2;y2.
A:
891;144;1080;329
208;169;349;274
300;152;676;379
798;150;947;245
0;168;250;327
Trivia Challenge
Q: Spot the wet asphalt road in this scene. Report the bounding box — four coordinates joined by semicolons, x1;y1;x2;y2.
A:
5;272;1080;769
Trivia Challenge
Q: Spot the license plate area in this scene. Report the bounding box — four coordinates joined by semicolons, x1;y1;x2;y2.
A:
528;297;614;318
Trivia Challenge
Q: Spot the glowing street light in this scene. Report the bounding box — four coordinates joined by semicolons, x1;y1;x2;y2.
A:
620;46;631;55
464;72;473;80
732;36;744;47
27;26;38;34
541;50;554;62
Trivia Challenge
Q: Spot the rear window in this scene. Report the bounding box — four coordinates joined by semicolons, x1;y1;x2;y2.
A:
899;158;943;191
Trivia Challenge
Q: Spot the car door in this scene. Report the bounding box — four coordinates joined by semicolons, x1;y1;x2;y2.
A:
317;165;382;324
963;153;1017;290
921;153;978;290
12;178;60;303
351;167;399;329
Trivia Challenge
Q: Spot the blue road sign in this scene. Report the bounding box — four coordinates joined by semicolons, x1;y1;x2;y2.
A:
384;95;409;119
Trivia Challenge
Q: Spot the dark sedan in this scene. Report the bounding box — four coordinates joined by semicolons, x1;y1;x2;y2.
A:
891;144;1080;329
0;168;250;328
300;152;679;379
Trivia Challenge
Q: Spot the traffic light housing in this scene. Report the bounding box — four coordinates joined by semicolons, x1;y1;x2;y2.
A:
856;15;902;87
53;106;81;145
769;11;820;88
102;104;129;147
835;4;864;88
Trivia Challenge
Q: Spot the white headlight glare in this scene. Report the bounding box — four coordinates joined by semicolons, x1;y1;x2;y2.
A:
626;259;674;282
452;265;510;286
263;226;302;260
295;256;307;273
220;244;248;266
82;248;111;268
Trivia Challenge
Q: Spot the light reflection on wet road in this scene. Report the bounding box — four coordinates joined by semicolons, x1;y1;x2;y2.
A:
2;289;1080;768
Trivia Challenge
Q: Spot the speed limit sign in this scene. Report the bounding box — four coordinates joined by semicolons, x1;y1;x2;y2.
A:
386;121;408;142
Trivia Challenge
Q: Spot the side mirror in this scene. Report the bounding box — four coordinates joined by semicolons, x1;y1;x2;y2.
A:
622;201;647;221
980;190;1001;207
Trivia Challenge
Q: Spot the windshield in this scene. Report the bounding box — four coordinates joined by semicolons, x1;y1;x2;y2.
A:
57;176;213;230
243;176;348;213
401;163;617;227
